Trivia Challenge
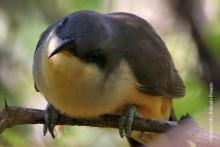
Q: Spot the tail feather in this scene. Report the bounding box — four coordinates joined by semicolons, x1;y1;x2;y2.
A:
127;137;148;147
168;69;185;98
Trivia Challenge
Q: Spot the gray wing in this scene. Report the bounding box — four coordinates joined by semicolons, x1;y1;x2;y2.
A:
111;13;185;98
125;32;185;98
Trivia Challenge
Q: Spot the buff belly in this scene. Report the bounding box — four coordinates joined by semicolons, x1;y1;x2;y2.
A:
38;51;136;117
37;50;172;144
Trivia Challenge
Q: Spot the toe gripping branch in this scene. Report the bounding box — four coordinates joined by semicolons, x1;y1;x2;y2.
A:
119;105;141;138
44;104;60;138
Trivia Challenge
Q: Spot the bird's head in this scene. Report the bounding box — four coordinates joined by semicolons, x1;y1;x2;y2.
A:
41;11;119;71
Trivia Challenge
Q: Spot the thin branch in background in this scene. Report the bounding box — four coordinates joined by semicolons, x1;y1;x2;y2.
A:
170;0;220;95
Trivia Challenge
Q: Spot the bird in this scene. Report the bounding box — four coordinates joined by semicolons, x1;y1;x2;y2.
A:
32;10;185;146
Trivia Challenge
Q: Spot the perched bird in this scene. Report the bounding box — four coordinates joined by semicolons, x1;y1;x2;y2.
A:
32;10;185;146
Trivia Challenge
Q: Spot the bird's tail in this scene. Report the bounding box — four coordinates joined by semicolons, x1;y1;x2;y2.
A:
127;106;176;147
127;137;148;147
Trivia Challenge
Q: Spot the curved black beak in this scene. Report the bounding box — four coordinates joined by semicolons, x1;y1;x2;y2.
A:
47;36;76;58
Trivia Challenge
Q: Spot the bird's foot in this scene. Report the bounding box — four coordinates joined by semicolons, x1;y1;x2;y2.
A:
43;103;60;138
119;105;142;138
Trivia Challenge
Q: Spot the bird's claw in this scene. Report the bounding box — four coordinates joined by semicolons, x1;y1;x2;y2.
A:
43;104;59;138
119;105;139;138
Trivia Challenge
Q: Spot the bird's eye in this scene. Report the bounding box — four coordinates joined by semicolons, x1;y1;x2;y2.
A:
86;50;106;68
87;51;101;62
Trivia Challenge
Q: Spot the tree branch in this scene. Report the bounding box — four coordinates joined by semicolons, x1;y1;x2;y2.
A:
0;105;220;146
0;106;177;134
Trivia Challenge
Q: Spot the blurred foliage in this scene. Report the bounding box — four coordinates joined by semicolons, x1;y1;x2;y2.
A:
205;22;220;58
203;1;220;58
174;75;208;118
0;0;219;146
1;129;29;147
